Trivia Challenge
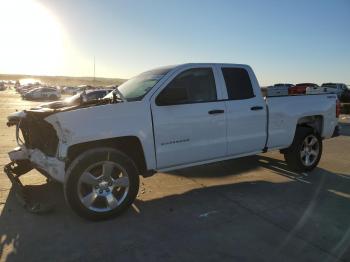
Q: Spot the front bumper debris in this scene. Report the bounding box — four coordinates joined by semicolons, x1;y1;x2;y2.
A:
4;161;55;214
8;147;66;183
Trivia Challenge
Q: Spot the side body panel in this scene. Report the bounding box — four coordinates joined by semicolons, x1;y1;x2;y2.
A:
266;94;338;149
46;101;157;170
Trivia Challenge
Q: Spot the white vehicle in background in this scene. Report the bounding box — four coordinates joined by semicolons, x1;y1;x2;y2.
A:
23;87;61;100
306;86;334;95
5;63;340;220
321;83;348;97
266;83;294;97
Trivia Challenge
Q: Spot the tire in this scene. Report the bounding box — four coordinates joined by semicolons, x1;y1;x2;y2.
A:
64;147;139;221
49;95;57;100
283;127;322;172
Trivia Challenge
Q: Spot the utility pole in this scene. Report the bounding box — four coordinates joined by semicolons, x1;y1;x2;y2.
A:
93;56;96;84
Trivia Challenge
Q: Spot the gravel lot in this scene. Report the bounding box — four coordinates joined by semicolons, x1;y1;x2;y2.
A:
0;89;350;262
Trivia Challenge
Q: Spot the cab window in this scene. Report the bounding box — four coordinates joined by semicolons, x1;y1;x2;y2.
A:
156;68;217;106
221;68;255;100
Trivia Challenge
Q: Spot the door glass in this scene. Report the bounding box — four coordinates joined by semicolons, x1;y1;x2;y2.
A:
221;68;255;100
156;68;217;105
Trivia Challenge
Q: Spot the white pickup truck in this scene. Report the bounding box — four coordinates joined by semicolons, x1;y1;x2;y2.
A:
5;63;340;220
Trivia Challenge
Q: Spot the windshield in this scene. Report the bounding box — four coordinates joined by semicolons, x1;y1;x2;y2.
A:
104;67;174;101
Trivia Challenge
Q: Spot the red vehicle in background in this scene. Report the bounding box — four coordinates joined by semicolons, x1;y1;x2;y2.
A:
289;83;318;95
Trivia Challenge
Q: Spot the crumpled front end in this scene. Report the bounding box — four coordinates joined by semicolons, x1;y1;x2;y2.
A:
4;110;67;213
6;110;66;182
17;111;59;156
4;100;120;213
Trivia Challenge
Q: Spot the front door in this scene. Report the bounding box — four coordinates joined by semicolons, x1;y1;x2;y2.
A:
151;67;227;169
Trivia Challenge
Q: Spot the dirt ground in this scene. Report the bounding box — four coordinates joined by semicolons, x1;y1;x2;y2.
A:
0;89;350;262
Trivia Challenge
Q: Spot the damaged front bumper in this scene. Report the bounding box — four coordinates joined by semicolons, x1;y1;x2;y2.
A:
7;109;67;182
8;146;66;182
5;109;67;213
4;160;55;214
4;146;65;213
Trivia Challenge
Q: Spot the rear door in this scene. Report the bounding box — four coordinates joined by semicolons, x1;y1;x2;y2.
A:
151;66;227;169
217;65;267;155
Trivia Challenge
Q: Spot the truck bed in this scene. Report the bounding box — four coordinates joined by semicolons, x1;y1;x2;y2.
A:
265;93;338;150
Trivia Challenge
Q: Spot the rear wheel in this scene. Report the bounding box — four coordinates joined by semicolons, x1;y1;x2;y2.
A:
283;127;322;172
64;148;139;220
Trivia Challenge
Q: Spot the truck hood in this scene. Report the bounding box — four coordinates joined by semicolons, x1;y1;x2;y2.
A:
7;108;59;126
35;100;68;109
7;98;121;126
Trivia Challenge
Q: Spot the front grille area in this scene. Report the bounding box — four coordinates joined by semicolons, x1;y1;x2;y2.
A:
19;116;59;157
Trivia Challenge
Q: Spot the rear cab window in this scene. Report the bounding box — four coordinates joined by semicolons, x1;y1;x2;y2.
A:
221;67;255;100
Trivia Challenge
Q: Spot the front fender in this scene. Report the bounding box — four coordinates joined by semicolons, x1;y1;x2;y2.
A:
45;101;156;170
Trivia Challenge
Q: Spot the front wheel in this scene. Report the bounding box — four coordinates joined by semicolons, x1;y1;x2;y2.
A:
283;127;323;172
64;148;139;220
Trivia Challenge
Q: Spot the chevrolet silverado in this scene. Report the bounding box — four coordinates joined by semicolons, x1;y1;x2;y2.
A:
5;63;340;220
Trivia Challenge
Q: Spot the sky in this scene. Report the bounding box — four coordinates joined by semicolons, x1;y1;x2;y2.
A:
0;0;349;85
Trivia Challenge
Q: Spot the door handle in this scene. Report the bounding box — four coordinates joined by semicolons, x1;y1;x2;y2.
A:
208;109;225;114
250;106;264;111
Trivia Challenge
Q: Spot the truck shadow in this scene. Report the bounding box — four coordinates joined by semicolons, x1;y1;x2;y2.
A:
0;155;350;261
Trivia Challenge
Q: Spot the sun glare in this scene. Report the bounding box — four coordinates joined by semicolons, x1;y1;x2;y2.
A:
0;0;65;75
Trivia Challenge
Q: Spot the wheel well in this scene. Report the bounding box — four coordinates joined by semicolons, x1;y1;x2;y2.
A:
297;115;323;135
66;136;147;174
280;116;323;154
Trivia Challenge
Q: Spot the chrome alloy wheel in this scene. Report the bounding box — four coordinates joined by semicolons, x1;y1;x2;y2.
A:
77;161;130;212
300;134;320;167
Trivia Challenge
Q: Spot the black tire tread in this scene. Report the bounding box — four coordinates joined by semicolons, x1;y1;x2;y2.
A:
64;147;139;221
283;126;322;172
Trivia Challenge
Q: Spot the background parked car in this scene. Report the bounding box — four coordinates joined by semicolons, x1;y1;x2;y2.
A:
62;86;79;95
76;85;93;93
16;82;41;94
305;85;332;95
35;89;113;109
274;83;294;88
266;83;294;96
84;89;113;100
340;87;350;103
0;82;6;91
14;80;20;88
321;83;348;97
289;83;318;95
23;87;61;100
17;85;37;95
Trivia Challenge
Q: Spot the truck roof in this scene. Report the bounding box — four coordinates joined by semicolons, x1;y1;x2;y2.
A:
154;63;250;69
